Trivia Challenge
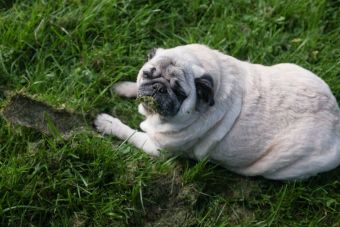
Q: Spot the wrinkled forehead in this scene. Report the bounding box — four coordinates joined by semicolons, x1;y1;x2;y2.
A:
151;55;174;68
148;55;184;72
138;55;186;81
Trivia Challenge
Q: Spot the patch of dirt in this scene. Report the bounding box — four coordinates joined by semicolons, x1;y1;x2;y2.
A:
2;94;88;137
133;161;265;226
129;168;199;227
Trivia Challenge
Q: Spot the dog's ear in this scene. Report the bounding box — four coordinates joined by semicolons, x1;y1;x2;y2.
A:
147;48;158;60
147;47;164;60
195;74;215;106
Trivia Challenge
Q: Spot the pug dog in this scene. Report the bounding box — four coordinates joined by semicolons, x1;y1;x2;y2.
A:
94;44;340;180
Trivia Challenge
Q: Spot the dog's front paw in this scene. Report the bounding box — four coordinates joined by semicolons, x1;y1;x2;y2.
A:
94;113;122;135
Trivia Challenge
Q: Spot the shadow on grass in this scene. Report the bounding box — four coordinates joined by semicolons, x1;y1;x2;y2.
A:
131;157;339;226
0;0;16;11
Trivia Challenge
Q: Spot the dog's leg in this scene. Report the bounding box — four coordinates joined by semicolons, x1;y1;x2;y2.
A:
113;82;137;98
94;113;160;156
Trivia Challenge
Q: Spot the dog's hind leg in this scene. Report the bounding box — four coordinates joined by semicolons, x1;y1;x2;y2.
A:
235;116;340;180
113;82;137;98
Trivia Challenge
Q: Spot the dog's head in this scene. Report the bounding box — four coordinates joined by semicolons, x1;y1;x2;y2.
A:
136;46;215;118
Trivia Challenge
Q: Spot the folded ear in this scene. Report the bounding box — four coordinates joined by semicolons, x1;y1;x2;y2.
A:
147;48;158;60
147;47;164;60
195;74;215;106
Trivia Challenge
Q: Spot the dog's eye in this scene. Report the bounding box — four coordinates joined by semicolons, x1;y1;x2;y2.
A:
172;80;186;98
159;87;167;93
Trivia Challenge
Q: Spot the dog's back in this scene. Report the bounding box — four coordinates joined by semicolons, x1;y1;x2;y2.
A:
211;58;340;179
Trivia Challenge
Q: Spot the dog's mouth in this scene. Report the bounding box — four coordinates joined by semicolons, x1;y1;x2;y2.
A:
137;82;186;117
136;95;159;113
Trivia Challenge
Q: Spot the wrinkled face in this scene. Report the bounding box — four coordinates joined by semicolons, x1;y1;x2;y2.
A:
137;48;215;118
137;57;188;117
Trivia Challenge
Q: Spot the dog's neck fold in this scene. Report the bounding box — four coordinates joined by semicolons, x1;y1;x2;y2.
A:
139;55;246;155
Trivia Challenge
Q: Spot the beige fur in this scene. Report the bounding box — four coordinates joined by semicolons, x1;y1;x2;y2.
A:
94;44;340;180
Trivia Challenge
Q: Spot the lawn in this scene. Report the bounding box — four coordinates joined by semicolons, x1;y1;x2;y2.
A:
0;0;339;226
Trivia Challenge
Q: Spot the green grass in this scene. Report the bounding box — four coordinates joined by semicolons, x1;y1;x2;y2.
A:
1;0;339;226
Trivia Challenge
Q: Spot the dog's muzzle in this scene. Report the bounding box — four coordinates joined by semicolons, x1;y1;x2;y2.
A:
137;80;182;117
138;81;167;97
